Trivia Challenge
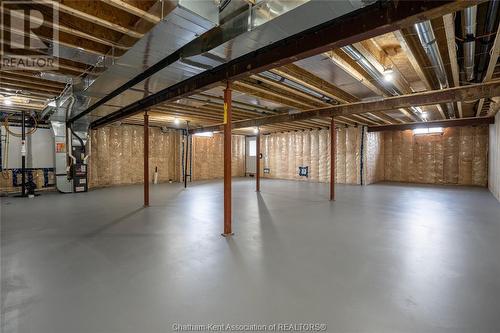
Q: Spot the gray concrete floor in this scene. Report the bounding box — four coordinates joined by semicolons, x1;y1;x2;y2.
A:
1;178;500;333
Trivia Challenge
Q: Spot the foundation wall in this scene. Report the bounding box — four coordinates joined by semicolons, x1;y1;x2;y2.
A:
88;125;181;188
191;134;245;180
489;113;500;201
381;126;488;186
260;128;363;184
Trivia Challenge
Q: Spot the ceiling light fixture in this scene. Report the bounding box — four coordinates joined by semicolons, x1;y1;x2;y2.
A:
3;98;13;106
253;127;259;134
383;67;394;82
174;118;180;125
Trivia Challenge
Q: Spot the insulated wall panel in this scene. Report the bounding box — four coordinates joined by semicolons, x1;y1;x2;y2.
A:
88;125;180;188
366;131;384;184
260;128;362;184
191;134;245;181
383;126;488;186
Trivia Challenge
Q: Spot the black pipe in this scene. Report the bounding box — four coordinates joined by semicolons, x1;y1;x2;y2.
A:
189;133;192;183
181;130;185;184
360;126;365;186
184;130;188;188
70;124;85;155
476;0;499;82
21;111;26;196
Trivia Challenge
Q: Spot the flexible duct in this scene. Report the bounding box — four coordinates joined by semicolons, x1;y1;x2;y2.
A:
463;6;477;82
341;45;423;119
414;21;456;118
476;0;499;81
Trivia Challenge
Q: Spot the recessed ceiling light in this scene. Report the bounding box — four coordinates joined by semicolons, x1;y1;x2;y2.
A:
174;118;180;125
4;99;13;106
253;127;259;134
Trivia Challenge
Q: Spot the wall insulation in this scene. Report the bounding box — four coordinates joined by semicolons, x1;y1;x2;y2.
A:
191;134;245;181
260;128;363;184
381;126;488;186
88;125;181;188
366;131;385;184
489;113;500;201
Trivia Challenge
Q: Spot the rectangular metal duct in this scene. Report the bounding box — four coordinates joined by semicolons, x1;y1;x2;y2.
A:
68;0;366;131
52;0;218;131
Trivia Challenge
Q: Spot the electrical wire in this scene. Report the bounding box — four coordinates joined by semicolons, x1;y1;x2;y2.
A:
2;114;38;137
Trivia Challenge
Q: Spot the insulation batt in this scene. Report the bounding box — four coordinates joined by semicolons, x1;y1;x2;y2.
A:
381;126;488;186
88;125;180;188
259;128;363;184
191;134;245;181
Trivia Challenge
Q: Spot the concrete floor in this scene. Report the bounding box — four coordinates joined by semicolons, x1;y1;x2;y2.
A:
1;178;500;333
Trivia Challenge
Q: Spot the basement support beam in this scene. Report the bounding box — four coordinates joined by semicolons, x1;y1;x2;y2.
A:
367;117;494;132
256;128;261;192
330;118;336;201
223;82;233;236
190;82;500;134
144;111;149;207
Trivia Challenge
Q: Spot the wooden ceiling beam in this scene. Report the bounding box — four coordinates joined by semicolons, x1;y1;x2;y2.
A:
477;24;500;117
271;63;357;103
327;49;418;122
251;74;330;106
190;81;500;133
8;9;129;50
233;81;314;109
1;25;111;57
367;117;494;132
443;14;463;118
40;0;143;38
100;0;161;24
1;73;66;90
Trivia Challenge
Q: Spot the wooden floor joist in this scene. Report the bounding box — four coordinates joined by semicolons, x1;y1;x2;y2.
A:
190;81;500;134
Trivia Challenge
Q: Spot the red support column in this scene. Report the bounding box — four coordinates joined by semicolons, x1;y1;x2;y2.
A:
144;111;150;206
223;82;233;236
256;128;260;192
330;118;336;201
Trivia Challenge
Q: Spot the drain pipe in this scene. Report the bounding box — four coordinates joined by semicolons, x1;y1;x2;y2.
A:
476;0;499;81
341;45;424;119
463;6;477;82
414;21;456;118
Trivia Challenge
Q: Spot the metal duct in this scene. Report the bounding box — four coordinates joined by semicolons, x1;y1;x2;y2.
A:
414;21;449;89
341;45;423;119
462;6;477;81
476;0;499;81
65;0;219;132
414;21;456;118
71;0;365;128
